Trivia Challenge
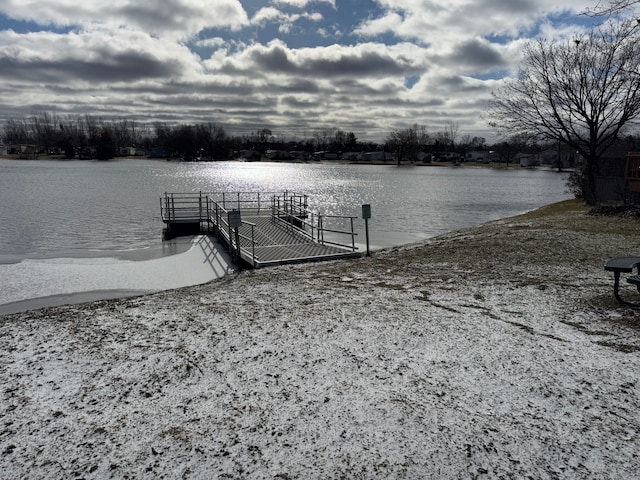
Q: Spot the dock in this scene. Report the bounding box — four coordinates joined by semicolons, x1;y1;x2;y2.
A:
160;192;361;268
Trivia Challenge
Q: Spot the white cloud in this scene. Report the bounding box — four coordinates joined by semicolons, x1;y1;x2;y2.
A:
0;27;206;121
357;0;593;45
0;28;202;80
195;37;227;49
272;0;336;7
251;7;324;34
354;12;404;38
0;0;250;38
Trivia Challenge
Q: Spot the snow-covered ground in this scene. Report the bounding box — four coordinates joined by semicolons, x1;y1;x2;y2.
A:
1;200;640;478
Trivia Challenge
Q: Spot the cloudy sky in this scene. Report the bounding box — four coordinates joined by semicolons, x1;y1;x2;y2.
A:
0;0;597;142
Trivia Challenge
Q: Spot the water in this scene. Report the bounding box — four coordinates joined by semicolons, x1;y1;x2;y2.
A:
0;159;571;311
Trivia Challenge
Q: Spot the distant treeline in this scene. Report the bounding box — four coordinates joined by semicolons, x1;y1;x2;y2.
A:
6;111;632;164
0;112;376;160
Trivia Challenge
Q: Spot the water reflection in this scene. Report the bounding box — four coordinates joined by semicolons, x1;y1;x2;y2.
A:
0;159;571;259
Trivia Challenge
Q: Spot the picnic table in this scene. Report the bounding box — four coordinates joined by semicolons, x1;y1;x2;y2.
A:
604;256;640;306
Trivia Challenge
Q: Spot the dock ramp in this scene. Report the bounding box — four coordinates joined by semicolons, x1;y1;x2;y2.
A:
161;192;361;268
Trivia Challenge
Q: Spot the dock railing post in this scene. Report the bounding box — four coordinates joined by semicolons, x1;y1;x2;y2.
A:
351;217;356;252
215;203;221;239
205;195;210;233
162;193;168;220
251;224;256;267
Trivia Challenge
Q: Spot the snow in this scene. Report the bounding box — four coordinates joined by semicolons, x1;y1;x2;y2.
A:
1;201;640;478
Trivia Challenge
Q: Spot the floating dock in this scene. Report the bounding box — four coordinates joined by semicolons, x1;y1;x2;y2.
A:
160;192;361;268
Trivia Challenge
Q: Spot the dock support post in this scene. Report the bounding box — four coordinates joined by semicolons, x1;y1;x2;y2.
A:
362;204;371;257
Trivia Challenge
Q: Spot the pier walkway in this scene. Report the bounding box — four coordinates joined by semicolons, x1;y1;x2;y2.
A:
160;192;361;268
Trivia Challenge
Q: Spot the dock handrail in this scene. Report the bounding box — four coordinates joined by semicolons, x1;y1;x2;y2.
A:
160;191;359;266
160;192;206;222
161;191;296;220
210;198;258;267
272;192;309;217
213;191;296;213
318;214;358;251
271;193;357;252
271;204;315;241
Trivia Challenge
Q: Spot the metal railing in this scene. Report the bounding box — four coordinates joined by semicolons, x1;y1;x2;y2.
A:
160;191;359;266
206;197;258;267
209;191;297;213
272;191;309;218
318;214;358;252
161;191;298;221
271;192;357;252
160;192;207;222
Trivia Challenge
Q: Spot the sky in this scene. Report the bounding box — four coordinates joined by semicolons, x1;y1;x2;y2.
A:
0;0;599;142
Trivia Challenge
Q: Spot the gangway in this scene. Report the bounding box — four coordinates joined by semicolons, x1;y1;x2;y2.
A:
160;192;361;268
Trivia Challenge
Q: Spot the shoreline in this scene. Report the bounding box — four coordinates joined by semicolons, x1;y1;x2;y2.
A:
2;199;640;477
0;289;150;316
1;154;564;170
0;195;552;315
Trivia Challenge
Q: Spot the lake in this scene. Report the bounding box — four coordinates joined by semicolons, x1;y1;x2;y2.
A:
0;159;571;313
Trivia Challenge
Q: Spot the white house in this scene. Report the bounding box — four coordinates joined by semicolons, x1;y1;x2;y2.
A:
359;151;389;161
119;146;137;156
518;153;540;167
465;150;490;163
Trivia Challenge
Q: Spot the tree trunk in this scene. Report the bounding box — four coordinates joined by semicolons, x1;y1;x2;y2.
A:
585;154;599;205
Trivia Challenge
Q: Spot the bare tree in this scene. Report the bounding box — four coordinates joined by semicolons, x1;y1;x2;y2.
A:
2;118;30;145
386;125;421;165
445;120;459;147
488;20;640;203
431;121;459;149
414;124;432;145
586;0;640;16
491;133;536;168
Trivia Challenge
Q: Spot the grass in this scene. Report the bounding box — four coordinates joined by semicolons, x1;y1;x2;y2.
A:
521;198;640;236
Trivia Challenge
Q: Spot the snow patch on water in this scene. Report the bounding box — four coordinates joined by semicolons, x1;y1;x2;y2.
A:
0;236;233;314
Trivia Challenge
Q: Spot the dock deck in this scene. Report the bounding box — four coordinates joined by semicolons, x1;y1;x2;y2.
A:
160;192;361;268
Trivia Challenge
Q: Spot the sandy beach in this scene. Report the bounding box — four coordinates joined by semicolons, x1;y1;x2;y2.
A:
1;199;640;478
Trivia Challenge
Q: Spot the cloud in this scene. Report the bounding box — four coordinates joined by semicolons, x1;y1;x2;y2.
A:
195;37;227;49
216;40;425;79
430;38;509;75
0;29;200;83
356;0;592;44
0;0;250;38
296;44;420;77
251;7;324;34
248;41;295;73
272;0;336;7
353;12;403;38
